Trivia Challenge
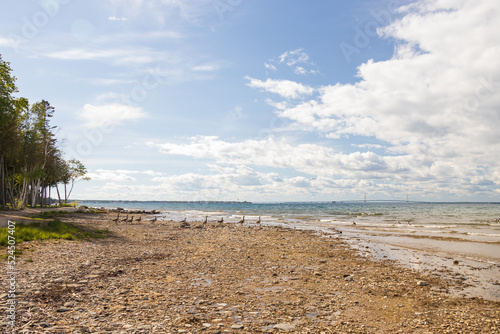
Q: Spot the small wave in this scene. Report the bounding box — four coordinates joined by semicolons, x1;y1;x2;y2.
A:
467;232;500;237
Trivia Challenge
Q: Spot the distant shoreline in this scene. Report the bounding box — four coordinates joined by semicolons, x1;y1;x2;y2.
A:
75;199;500;205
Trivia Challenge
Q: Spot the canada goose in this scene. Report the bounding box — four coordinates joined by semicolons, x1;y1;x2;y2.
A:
181;218;187;223
217;217;224;223
237;216;245;224
256;216;261;224
121;215;129;222
203;216;208;224
112;213;120;222
136;216;142;223
152;216;158;222
128;216;134;223
352;221;356;225
408;221;411;225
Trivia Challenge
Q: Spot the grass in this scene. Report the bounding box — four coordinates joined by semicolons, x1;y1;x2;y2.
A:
0;219;109;247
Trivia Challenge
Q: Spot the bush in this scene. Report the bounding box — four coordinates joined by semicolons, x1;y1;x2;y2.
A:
0;219;109;247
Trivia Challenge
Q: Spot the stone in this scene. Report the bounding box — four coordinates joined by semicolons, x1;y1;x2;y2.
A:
417;281;428;286
76;206;87;213
56;306;71;312
274;323;296;331
231;324;244;329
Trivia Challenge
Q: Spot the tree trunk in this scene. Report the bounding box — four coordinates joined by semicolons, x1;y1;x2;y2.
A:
55;184;62;207
0;155;5;210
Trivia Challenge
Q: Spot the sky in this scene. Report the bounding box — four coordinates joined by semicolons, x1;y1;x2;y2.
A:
1;0;499;202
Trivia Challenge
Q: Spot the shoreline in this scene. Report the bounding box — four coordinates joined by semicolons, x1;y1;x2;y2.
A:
271;221;500;302
1;211;499;332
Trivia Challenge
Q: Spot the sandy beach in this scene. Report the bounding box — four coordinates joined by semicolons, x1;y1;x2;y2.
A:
1;210;499;333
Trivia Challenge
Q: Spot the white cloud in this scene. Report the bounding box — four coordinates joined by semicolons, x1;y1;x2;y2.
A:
264;62;277;71
108;16;128;21
80;103;147;128
45;47;164;65
279;48;310;66
251;0;500;196
87;169;137;182
146;136;408;179
104;0;216;25
192;64;219;72
266;48;319;75
246;77;314;99
0;36;15;48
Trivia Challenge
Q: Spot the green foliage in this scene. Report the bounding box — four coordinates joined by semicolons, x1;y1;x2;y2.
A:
0;53;90;210
33;210;72;219
0;220;110;246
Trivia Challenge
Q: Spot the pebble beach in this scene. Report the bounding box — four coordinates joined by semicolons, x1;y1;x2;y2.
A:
2;211;500;333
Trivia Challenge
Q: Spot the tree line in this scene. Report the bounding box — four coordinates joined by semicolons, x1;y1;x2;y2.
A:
0;54;89;210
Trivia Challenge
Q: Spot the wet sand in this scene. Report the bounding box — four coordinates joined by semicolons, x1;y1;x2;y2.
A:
1;211;499;333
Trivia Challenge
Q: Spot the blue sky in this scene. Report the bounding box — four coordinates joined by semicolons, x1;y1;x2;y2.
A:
1;0;499;202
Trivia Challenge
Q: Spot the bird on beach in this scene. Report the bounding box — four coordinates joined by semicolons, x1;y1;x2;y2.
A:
237;216;245;224
128;216;134;223
408;221;412;225
112;213;120;222
352;221;356;225
136;216;142;223
121;215;129;222
217;217;224;224
256;216;261;224
152;216;158;222
203;216;208;224
181;218;187;223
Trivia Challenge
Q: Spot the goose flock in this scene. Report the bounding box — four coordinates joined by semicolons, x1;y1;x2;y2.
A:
111;213;264;225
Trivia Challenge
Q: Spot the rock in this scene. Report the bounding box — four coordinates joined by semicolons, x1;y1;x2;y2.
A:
76;206;87;213
274;323;296;331
56;306;71;312
85;275;100;279
231;324;244;329
417;281;428;286
344;275;354;282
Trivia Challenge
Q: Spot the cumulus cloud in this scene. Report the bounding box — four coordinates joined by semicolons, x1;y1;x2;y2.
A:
146;136;408;180
250;0;500;195
80;103;147;128
246;77;314;99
